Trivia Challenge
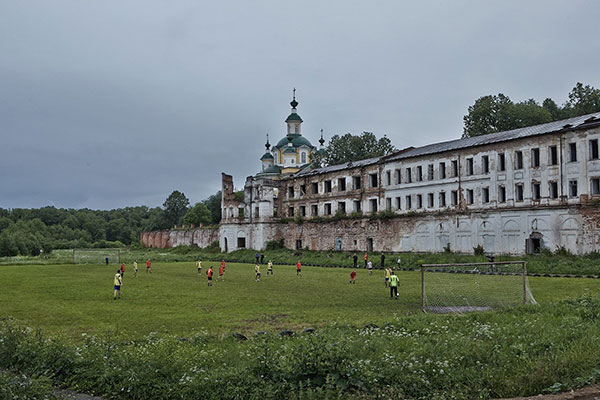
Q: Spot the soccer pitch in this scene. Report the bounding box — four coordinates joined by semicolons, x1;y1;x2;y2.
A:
0;262;598;340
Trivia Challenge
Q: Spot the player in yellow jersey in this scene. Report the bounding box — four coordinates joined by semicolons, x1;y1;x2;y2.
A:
267;260;273;275
133;260;138;278
113;269;122;300
255;264;261;281
196;259;202;276
384;267;391;287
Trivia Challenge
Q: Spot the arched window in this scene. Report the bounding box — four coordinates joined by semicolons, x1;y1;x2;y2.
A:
301;152;306;163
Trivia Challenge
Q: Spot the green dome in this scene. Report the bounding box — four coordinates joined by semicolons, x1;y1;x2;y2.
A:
260;152;274;160
283;147;297;154
275;134;314;148
285;113;303;123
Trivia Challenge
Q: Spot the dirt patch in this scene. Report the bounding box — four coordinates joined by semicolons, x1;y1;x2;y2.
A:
496;384;600;400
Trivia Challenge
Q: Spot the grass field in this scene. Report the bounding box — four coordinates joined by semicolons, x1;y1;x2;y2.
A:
1;261;599;340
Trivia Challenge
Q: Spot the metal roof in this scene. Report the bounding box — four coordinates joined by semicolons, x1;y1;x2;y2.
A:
293;156;381;178
384;112;600;162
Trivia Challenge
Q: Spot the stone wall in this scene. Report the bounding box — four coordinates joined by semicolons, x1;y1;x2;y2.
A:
140;227;219;249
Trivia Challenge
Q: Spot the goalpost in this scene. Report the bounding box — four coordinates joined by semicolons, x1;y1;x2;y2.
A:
73;248;121;264
420;261;536;313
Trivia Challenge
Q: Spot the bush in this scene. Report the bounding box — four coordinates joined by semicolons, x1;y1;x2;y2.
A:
265;239;285;251
473;244;485;255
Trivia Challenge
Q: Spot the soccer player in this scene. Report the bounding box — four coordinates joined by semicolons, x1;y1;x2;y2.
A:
255;264;261;281
397;256;402;269
120;263;125;278
197;259;202;276
367;260;373;275
389;270;399;300
221;259;226;271
267;260;273;275
353;253;358;268
296;260;302;276
207;266;213;286
146;259;152;273
113;269;122;300
364;252;368;267
255;252;260;263
133;260;138;278
350;269;357;284
384;267;391;287
218;263;225;282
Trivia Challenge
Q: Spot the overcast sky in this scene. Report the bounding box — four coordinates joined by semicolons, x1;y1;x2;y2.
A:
1;1;599;210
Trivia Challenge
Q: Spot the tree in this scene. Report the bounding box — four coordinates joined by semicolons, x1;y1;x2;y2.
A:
463;83;600;138
568;82;600;116
317;132;396;167
163;190;190;228
202;191;222;225
183;203;212;226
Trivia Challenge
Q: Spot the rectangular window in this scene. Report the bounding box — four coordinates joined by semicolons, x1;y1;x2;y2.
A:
482;155;489;174
549;145;558;165
591;178;600;195
482;187;490;203
288;206;294;217
255;207;259;217
428;164;434;180
439;162;446;179
451;160;458;177
439;192;446;207
338;178;346;191
386;170;391;186
324;180;332;193
324;203;332;215
311;204;318;216
515;183;524;202
353;176;361;190
395;169;401;184
531;148;540;168
549;181;558;199
515;151;523;170
299;184;306;196
288;187;295;198
569;180;578;197
569;143;577;162
353;200;361;212
311;182;319;194
466;189;474;205
300;205;306;217
406;195;412;210
532;182;541;200
406;167;412;183
386;198;392;211
416;166;423;182
395;197;401;210
498;186;506;203
369;199;378;213
451;190;458;206
273;206;278;217
416;194;423;209
590;139;599;160
427;193;434;208
466;158;474;175
338;202;346;214
369;173;378;188
498;153;506;171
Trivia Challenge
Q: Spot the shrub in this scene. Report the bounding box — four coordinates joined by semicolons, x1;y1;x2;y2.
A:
473;244;485;255
265;239;285;251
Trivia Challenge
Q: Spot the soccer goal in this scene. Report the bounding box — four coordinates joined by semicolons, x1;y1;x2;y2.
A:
73;248;121;264
420;261;536;313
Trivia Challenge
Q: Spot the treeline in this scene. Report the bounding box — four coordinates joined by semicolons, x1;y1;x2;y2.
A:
463;82;600;137
0;190;224;257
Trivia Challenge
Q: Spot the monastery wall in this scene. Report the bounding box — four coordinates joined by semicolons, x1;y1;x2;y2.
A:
140;227;219;249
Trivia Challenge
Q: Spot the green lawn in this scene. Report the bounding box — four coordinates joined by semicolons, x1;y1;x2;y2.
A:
1;261;599;340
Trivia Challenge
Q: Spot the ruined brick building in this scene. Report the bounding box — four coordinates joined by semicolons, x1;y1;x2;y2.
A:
219;95;600;255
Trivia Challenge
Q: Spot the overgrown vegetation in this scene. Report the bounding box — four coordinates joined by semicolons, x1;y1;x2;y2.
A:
2;296;600;399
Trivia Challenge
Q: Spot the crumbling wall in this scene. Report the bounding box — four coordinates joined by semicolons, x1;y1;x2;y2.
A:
140;227;219;249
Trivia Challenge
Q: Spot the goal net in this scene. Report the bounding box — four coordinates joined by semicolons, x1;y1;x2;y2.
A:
420;261;536;313
73;248;121;264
